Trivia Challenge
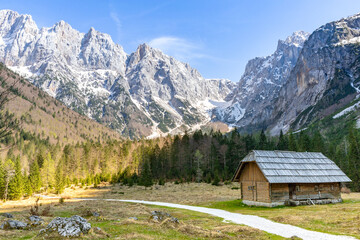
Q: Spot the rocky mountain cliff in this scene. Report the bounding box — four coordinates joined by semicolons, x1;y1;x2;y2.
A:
0;9;235;138
215;13;360;135
2;9;359;138
270;13;360;134
213;31;310;131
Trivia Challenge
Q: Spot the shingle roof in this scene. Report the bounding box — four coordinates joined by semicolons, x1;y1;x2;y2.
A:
233;150;351;183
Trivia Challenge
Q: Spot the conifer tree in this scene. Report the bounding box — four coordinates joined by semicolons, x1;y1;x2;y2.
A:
244;134;255;152
24;175;33;197
312;131;325;153
258;130;267;150
298;132;311;151
29;160;41;192
139;160;153;187
277;130;288;150
41;153;55;190
348;127;360;190
2;159;14;201
55;160;65;194
194;150;204;182
8;157;23;200
288;131;297;151
212;170;220;186
0;160;4;199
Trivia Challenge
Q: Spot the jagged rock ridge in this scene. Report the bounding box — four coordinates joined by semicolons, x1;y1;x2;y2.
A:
0;9;235;138
214;13;360;134
213;31;310;131
270;13;360;134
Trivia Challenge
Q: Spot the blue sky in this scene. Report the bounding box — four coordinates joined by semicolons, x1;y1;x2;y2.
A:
1;0;360;81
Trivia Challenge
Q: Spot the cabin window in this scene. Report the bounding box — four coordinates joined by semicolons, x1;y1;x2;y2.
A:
331;185;334;191
314;185;319;191
248;186;255;191
296;185;300;192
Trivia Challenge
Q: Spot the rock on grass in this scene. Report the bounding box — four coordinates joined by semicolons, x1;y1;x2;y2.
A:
0;220;27;230
1;213;13;218
28;215;44;226
39;215;91;237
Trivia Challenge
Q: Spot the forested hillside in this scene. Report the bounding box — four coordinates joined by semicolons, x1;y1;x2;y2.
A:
0;63;121;146
0;57;359;202
0;121;359;201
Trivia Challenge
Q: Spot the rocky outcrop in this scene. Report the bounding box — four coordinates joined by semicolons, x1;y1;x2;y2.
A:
1;213;13;218
213;31;309;131
0;219;27;230
40;215;91;237
270;13;360;134
214;13;360;134
28;215;43;226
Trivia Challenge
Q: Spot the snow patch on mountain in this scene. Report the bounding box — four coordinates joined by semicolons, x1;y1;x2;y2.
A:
333;101;360;119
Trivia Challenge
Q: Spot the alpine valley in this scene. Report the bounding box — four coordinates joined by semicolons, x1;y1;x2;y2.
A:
0;9;360;138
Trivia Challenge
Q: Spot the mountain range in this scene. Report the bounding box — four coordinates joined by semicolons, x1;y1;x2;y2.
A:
0;9;234;138
215;13;360;134
0;9;359;138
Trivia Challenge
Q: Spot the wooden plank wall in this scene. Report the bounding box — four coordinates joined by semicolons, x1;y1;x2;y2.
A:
271;182;341;202
239;162;270;202
256;182;270;202
291;183;341;200
271;183;289;202
239;162;267;182
242;181;255;201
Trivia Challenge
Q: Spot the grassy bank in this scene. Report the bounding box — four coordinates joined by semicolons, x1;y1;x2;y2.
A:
0;182;359;239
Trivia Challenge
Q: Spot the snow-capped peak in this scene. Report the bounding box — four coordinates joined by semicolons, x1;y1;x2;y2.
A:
0;9;235;138
283;31;310;47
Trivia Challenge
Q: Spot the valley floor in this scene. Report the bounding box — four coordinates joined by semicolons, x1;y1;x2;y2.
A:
0;183;359;239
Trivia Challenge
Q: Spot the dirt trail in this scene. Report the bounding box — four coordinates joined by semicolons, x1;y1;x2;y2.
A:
39;196;356;240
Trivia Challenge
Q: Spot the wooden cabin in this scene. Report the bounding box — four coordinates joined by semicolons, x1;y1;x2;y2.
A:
232;150;351;207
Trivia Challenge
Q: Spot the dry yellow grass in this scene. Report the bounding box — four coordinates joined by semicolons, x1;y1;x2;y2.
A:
103;182;241;205
2;182;359;239
0;183;283;240
0;183;360;239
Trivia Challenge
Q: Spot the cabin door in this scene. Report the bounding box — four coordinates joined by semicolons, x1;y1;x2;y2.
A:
289;184;296;199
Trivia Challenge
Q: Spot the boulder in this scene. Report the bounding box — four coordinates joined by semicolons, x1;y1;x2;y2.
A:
28;215;44;226
0;220;27;230
150;211;173;222
40;215;91;237
92;212;100;217
170;217;179;224
2;213;13;218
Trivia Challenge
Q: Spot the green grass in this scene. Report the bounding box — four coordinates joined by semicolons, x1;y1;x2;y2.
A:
203;199;287;212
91;220;197;240
201;199;360;239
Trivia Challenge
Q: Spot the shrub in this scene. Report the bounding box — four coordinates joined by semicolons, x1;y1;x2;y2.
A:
29;198;52;216
158;178;165;186
212;174;220;186
224;180;231;185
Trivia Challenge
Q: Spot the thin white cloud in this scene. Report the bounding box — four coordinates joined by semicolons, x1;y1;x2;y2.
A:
148;36;207;62
110;11;121;41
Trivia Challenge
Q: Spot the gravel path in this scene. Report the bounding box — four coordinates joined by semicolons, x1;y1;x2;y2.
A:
39;196;356;240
